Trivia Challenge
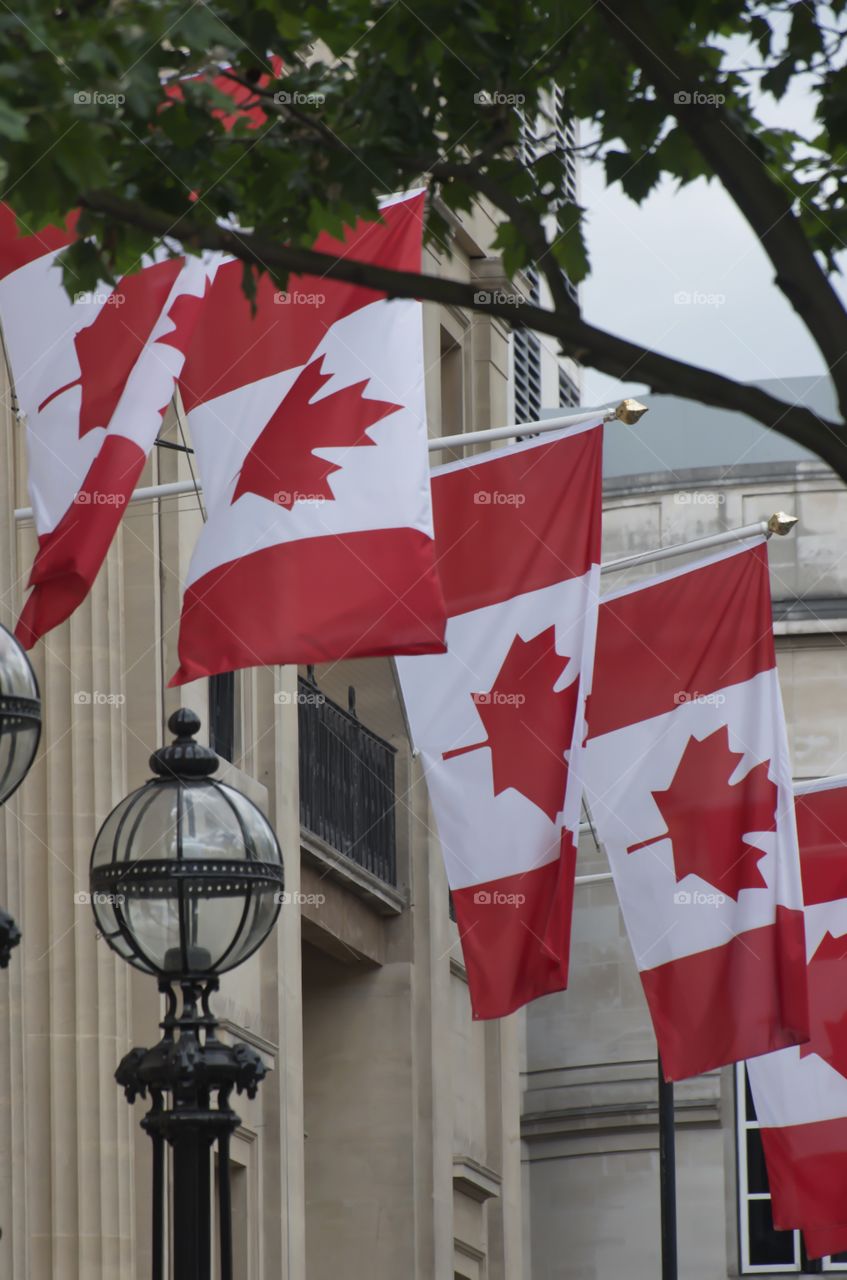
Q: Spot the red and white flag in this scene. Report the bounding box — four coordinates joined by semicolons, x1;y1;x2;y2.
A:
396;423;603;1019
170;189;446;682
0;207;213;645
803;1223;847;1265
746;777;847;1254
584;541;808;1080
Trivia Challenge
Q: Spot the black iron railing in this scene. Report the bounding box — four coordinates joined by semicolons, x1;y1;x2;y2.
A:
297;675;397;886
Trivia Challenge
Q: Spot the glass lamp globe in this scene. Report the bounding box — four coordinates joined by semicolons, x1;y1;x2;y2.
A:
89;708;284;978
0;622;41;805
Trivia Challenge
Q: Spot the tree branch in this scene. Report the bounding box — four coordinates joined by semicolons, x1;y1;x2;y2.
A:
428;160;578;317
598;0;847;422
78;188;847;481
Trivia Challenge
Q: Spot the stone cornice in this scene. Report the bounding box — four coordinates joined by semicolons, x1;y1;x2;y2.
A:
453;1156;502;1203
521;1059;722;1146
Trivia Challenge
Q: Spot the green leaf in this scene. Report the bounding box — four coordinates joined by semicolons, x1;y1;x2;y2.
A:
549;208;589;284
656;126;712;185
0;100;28;141
761;57;795;102
749;14;771;58
173;7;231;50
604;147;661;202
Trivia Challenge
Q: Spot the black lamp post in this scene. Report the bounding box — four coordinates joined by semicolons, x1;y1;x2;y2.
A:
89;708;284;1280
0;622;41;967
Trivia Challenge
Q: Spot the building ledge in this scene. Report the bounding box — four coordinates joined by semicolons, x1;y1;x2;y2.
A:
453;1156;501;1203
300;829;406;917
602;458;836;497
521;1095;720;1144
771;597;847;635
521;1060;721;1142
216;1019;277;1072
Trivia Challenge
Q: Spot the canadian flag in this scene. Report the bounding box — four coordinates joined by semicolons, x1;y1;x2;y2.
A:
0;206;214;646
584;541;808;1081
746;777;847;1257
804;1224;847;1265
396;423;603;1019
6;65;288;647
170;189;446;682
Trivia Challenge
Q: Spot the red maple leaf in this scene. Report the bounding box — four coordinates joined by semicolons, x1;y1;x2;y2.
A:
799;931;847;1077
442;626;578;822
38;258;186;436
231;355;402;508
627;725;778;900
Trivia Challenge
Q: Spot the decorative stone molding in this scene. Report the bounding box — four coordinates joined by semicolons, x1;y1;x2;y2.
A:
300;829;406;916
453;1156;502;1203
522;1059;722;1146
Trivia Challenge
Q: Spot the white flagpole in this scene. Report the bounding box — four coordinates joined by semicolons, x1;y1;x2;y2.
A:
600;512;797;577
12;400;648;522
433;403;623;452
13;478;199;522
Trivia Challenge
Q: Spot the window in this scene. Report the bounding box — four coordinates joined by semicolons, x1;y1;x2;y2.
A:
736;1065;847;1273
514;90;579;425
213;1152;251;1279
513;268;542;425
558;365;580;409
440;326;464;438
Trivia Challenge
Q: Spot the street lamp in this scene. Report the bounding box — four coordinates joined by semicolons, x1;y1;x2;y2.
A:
0;622;41;967
89;707;284;1280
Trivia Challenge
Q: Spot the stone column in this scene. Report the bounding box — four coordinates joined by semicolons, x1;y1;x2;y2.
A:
258;665;306;1280
4;379;138;1276
0;364;30;1278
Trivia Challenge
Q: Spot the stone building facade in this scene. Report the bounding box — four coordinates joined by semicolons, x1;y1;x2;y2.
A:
522;387;847;1278
0;203;528;1280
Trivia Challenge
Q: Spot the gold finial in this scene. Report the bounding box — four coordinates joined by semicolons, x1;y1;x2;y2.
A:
767;512;798;536
606;398;648;425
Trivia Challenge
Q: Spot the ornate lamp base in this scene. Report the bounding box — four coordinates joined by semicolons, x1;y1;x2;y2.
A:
0;908;21;969
116;977;267;1280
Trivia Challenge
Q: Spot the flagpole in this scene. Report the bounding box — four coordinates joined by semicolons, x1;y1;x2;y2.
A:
12;401;650;521
600;512;797;576
658;1053;678;1280
431;398;647;453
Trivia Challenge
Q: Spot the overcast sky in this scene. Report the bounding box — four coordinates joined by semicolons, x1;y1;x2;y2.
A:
568;72;838;409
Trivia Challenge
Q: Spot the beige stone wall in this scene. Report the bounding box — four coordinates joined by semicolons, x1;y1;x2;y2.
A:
523;461;847;1279
0;212;525;1279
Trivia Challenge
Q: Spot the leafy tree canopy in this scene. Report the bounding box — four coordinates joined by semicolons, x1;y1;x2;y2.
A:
3;0;847;474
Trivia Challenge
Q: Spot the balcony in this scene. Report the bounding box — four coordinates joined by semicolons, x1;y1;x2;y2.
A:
297;674;398;888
